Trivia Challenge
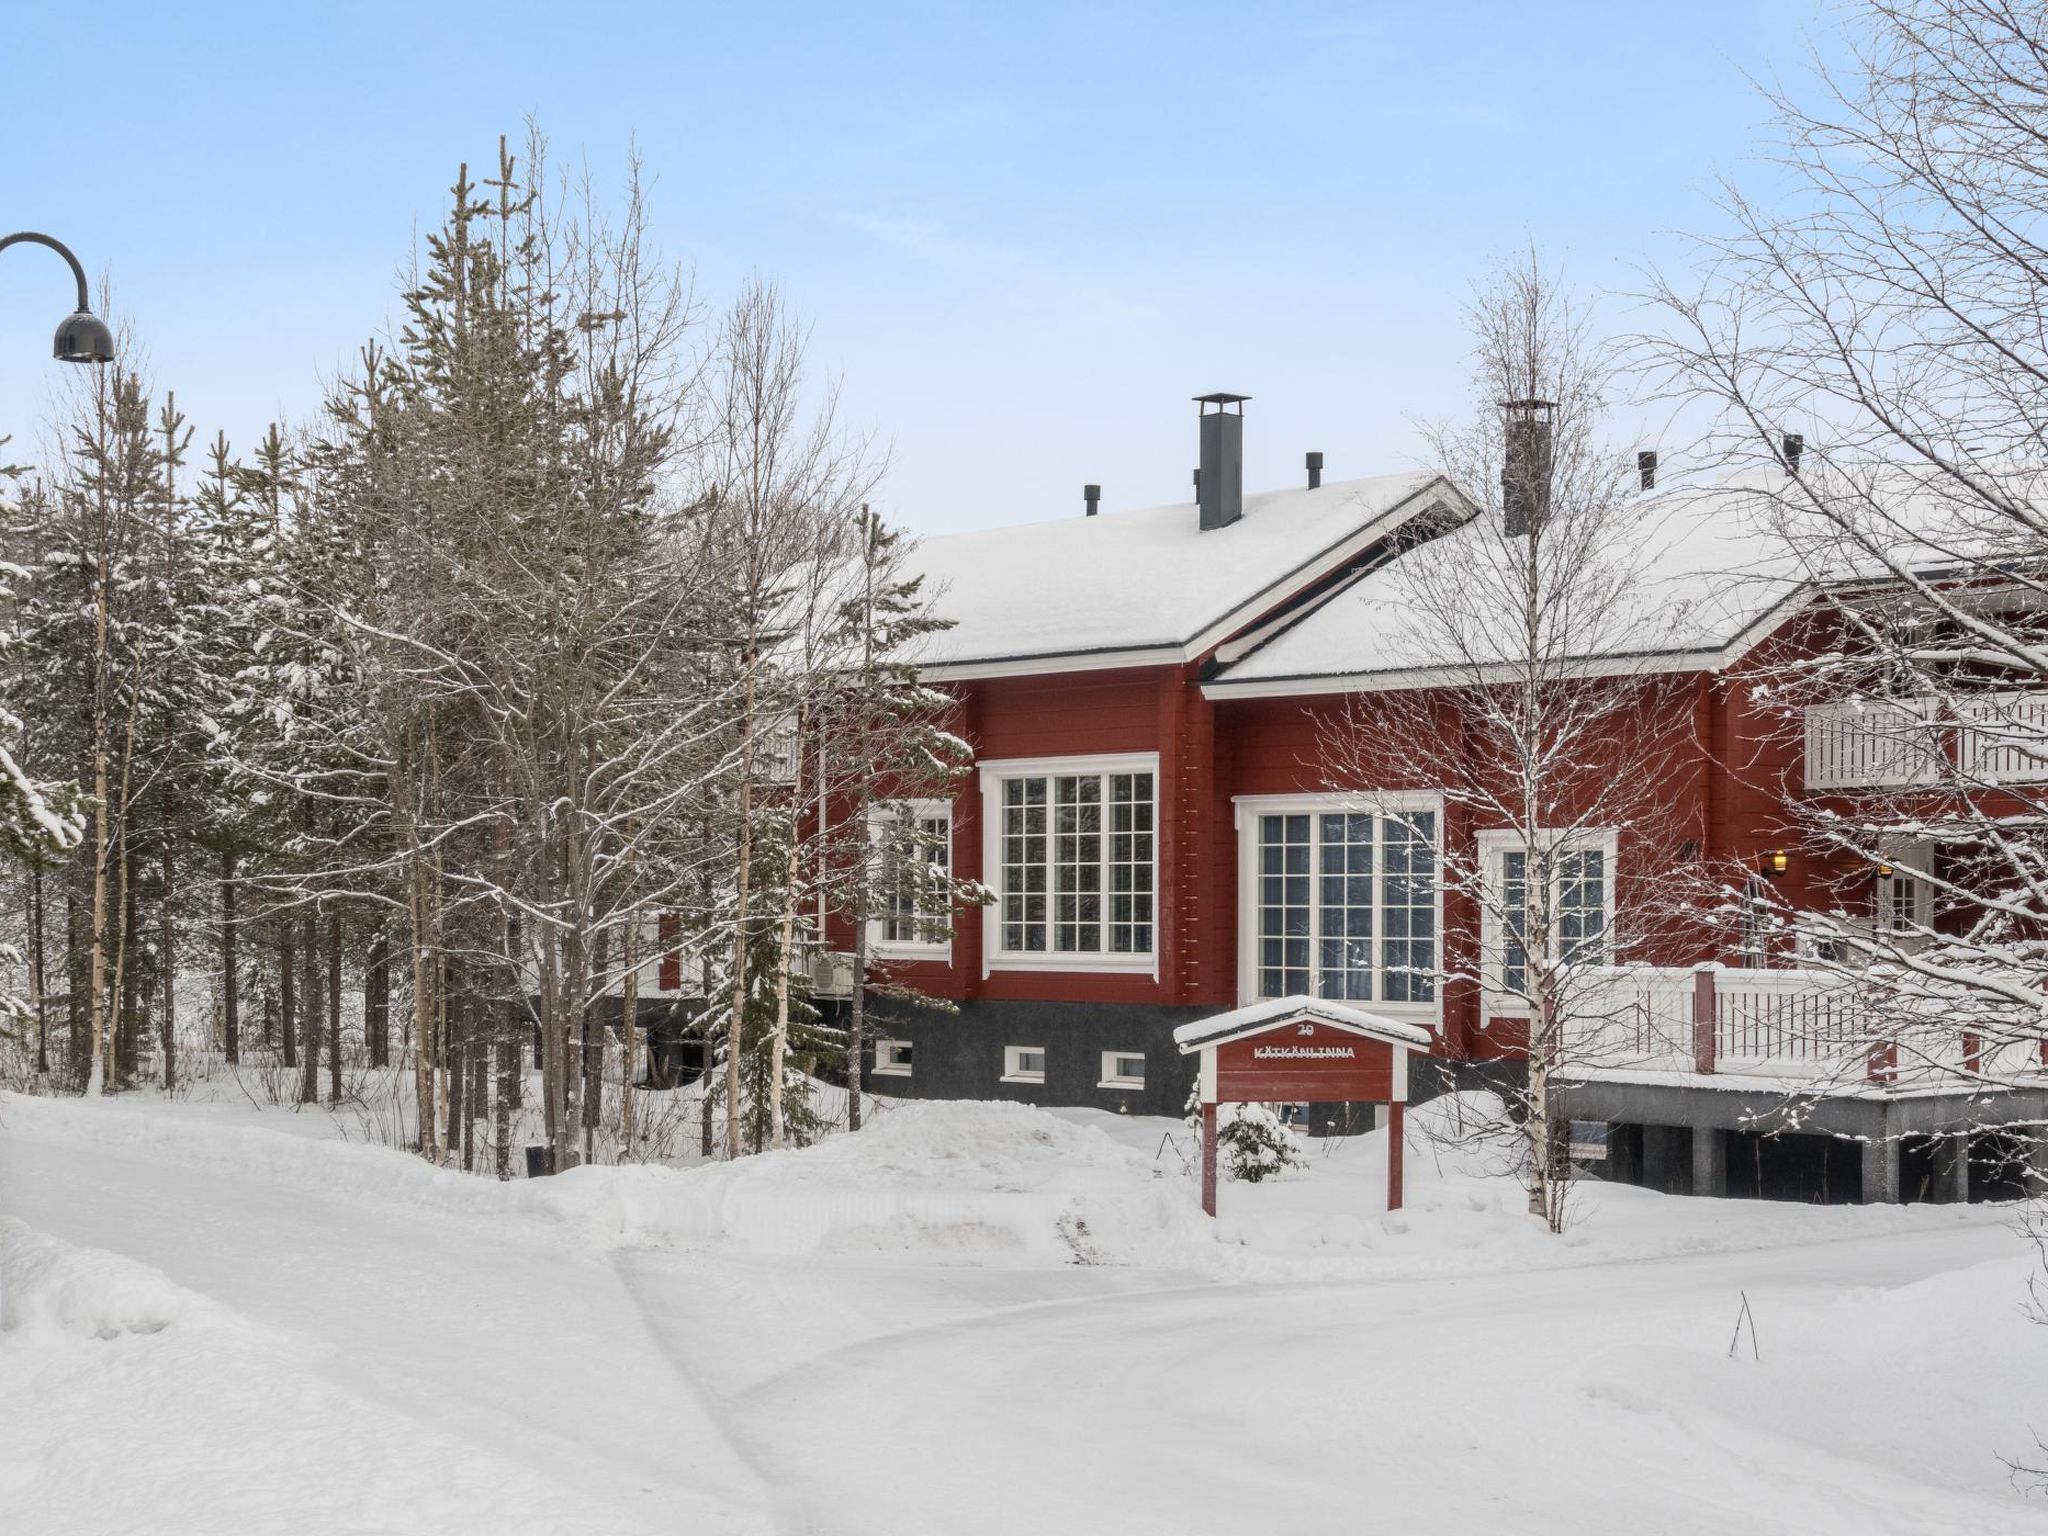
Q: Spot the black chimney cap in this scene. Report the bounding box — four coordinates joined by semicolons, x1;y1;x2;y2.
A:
1637;450;1657;490
1193;392;1250;412
1083;483;1101;517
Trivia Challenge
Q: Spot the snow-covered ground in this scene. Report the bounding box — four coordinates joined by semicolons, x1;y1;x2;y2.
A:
4;1085;2046;1535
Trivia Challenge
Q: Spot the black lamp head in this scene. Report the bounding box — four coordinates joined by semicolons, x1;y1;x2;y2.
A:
54;308;113;364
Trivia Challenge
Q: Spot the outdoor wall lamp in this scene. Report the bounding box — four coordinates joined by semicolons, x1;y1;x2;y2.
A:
1766;848;1790;878
0;232;114;364
1877;860;1895;879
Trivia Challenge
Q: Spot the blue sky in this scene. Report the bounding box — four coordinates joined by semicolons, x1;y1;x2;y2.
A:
0;1;1835;532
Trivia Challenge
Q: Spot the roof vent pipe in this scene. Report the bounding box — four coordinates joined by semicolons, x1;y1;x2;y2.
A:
1194;392;1249;531
1306;451;1323;490
1782;433;1805;474
1637;450;1657;491
1084;483;1100;518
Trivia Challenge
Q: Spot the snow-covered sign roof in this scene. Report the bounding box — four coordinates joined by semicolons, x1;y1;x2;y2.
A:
902;472;1466;678
1172;995;1433;1053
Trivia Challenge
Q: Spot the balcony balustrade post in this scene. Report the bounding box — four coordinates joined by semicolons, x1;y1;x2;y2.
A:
1691;962;1718;1074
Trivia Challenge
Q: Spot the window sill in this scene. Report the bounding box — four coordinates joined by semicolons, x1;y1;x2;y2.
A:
999;1073;1046;1086
1097;1078;1145;1091
989;952;1155;975
874;943;951;964
871;1065;912;1078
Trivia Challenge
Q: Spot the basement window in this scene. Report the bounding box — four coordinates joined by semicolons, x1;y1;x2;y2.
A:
1003;1045;1047;1084
1098;1051;1146;1090
874;1039;913;1077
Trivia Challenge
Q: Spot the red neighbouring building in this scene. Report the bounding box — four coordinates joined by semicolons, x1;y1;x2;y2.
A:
755;399;2048;1203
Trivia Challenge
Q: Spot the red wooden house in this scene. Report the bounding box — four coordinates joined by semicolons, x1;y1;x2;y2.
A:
835;401;2048;1205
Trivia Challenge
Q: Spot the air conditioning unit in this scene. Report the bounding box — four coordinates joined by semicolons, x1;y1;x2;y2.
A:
805;949;858;999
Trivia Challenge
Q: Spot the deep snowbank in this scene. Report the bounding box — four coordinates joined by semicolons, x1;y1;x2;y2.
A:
0;1218;702;1536
572;1100;1210;1262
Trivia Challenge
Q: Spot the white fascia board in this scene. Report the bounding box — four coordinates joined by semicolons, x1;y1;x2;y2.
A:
917;644;1186;682
1200;588;1824;702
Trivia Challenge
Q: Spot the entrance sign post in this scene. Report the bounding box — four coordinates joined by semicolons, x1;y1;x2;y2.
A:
1173;996;1429;1218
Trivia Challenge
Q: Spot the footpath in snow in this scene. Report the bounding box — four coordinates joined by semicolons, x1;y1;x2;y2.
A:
3;1087;2047;1536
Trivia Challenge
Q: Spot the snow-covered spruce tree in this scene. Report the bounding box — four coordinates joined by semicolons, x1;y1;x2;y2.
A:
696;280;875;1159
0;458;87;1079
1650;0;2048;1094
1316;255;1702;1231
1182;1083;1307;1183
815;503;983;1132
309;132;718;1169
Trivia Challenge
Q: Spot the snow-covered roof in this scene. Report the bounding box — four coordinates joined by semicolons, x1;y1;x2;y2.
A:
903;472;1465;677
1203;462;2048;699
1172;995;1433;1053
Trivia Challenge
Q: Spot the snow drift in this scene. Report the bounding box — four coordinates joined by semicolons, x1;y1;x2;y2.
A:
545;1100;1211;1263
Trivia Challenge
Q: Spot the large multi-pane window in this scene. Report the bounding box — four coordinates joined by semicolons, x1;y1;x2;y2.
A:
1253;808;1437;1003
999;769;1154;956
1483;831;1615;1002
878;807;952;949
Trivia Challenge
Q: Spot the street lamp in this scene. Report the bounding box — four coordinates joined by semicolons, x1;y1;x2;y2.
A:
0;231;113;364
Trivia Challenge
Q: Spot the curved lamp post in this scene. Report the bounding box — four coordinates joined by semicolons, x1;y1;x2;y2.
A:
0;232;113;364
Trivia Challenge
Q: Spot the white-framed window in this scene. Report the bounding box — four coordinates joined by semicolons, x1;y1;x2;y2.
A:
1098;1050;1146;1089
980;754;1158;973
1002;1044;1047;1084
1877;837;1934;937
1478;828;1617;1007
869;800;954;960
1235;794;1442;1009
873;1038;913;1077
1738;875;1770;967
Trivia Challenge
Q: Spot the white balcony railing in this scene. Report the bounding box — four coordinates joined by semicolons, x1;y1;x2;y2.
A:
1956;691;2048;785
1803;699;1939;790
1562;963;2043;1086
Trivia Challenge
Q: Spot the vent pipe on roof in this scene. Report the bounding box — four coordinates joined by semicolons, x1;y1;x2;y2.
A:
1306;451;1323;490
1637;450;1657;491
1195;392;1249;530
1782;433;1805;474
1084;483;1100;518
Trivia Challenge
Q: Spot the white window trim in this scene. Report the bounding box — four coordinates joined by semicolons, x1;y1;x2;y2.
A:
979;753;1161;979
1001;1044;1047;1084
867;799;955;963
1476;826;1619;1014
872;1038;913;1077
1097;1050;1146;1090
1233;791;1445;1018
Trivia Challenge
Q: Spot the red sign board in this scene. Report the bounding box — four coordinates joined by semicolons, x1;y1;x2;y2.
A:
1214;1019;1395;1103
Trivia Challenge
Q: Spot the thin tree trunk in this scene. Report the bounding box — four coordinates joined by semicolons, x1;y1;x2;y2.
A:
770;833;799;1152
619;907;639;1153
115;845;138;1084
327;905;342;1102
160;830;176;1091
28;867;45;1081
726;664;758;1160
366;930;389;1067
281;913;297;1068
848;891;868;1133
299;907;321;1105
219;852;239;1065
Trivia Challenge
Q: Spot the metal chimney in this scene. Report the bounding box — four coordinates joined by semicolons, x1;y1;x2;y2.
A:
1500;398;1555;537
1084;483;1100;517
1306;451;1323;490
1194;393;1249;530
1782;433;1805;473
1637;450;1657;491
